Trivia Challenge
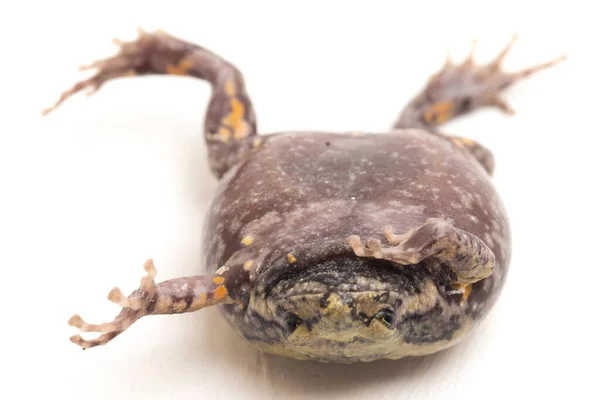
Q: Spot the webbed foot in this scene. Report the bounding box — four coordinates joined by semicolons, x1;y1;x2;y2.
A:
394;35;566;129
68;259;158;349
42;28;257;179
42;29;186;116
68;259;238;350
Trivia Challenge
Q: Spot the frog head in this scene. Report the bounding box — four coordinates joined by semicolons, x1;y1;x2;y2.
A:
240;249;471;362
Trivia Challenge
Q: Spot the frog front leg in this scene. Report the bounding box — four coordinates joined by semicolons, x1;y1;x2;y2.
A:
393;36;565;174
68;259;244;349
43;28;258;178
347;218;495;285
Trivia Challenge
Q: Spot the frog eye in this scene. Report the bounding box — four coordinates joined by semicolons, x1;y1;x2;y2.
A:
285;312;304;333
373;309;395;329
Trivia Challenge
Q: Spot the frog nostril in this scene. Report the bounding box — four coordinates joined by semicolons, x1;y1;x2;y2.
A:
285;312;304;333
319;292;332;308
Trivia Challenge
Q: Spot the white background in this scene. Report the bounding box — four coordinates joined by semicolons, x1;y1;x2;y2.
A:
2;1;599;399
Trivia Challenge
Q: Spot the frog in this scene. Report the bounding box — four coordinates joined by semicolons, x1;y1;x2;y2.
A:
43;29;565;362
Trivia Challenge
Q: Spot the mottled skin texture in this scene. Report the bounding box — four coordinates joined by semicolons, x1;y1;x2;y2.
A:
45;29;564;362
206;131;506;361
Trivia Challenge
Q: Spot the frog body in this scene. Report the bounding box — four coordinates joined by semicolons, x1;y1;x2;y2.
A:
206;131;509;362
45;30;563;362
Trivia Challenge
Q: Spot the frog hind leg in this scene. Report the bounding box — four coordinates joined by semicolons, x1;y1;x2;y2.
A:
68;259;239;349
391;36;565;175
393;35;566;131
347;218;495;285
42;28;258;179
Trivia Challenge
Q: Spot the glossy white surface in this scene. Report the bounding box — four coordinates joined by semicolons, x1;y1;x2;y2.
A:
3;1;597;399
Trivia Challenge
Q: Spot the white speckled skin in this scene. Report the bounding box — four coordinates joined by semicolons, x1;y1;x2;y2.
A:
202;129;511;362
48;30;564;358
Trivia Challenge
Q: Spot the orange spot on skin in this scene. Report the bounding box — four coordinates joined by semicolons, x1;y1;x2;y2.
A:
224;80;236;96
287;253;297;264
451;137;475;149
450;138;464;148
124;70;136;77
220;79;250;140
423;101;455;124
241;235;254;246
218;127;232;143
452;283;472;301
243;260;254;271
222;97;250;140
252;137;262;149
214;285;228;300
198;293;208;305
166;59;193;76
213;276;225;285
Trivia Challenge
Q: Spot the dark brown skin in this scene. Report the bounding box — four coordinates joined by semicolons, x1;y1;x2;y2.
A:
44;29;565;361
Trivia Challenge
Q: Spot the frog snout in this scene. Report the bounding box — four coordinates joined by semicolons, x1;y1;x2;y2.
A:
320;293;353;324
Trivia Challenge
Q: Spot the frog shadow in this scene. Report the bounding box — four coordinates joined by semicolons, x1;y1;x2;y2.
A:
180;308;485;396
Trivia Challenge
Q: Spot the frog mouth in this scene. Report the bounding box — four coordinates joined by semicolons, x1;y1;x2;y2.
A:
257;238;426;300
